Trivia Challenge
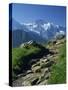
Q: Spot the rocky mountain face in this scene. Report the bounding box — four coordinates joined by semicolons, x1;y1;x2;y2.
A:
12;30;45;47
24;19;66;40
10;18;66;47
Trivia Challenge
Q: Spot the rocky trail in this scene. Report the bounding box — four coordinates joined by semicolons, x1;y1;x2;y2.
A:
12;38;65;86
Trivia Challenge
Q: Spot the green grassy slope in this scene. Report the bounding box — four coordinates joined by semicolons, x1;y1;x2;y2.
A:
12;38;66;84
48;42;66;84
12;43;45;80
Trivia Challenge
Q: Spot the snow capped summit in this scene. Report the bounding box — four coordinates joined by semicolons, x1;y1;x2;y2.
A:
21;20;65;40
41;22;52;31
11;18;66;45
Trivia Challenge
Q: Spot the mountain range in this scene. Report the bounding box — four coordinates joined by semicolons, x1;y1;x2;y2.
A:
9;18;66;47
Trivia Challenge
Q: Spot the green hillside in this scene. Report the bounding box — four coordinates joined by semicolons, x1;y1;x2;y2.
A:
12;42;46;80
48;40;66;84
12;38;66;86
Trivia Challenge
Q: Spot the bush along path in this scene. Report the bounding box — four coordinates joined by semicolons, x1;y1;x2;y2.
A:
12;38;66;86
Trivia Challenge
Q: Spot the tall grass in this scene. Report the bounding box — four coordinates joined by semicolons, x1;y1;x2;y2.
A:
12;44;42;80
48;42;66;84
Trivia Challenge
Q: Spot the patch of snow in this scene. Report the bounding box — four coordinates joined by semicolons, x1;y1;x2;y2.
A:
60;30;65;35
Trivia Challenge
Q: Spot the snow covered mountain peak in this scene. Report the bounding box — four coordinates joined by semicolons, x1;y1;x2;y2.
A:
41;22;53;31
11;18;66;41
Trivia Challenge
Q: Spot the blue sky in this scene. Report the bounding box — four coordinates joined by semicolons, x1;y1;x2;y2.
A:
12;3;66;27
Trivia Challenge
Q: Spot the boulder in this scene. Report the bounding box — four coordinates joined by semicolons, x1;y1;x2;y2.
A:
32;66;41;73
41;61;53;68
39;80;47;85
26;70;33;74
40;58;48;63
40;68;49;79
22;81;31;86
45;72;50;80
32;62;40;68
31;77;39;85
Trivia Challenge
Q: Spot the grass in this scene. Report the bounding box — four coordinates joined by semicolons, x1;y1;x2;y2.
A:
12;38;66;83
12;45;40;68
48;42;66;84
12;43;44;80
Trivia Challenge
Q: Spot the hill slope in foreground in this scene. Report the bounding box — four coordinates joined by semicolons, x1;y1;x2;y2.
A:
12;37;66;86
